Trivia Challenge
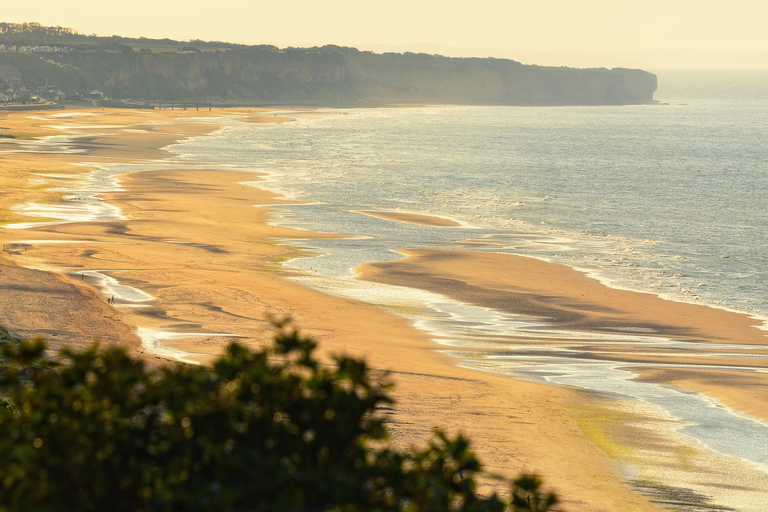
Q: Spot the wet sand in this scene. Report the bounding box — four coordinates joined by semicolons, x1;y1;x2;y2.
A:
0;258;139;353
357;248;768;421
632;368;768;424
358;248;768;346
353;210;462;227
9;106;765;510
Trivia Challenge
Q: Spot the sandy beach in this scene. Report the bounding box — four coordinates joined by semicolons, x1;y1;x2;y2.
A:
2;107;768;510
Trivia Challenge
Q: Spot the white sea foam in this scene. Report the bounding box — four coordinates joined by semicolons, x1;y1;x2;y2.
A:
5;221;63;230
136;329;237;364
49;112;100;118
79;271;154;302
13;240;113;244
11;200;124;224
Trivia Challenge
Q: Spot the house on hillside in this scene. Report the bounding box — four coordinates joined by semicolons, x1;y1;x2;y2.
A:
0;65;23;89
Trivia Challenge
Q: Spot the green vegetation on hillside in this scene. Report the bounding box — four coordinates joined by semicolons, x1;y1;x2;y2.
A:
0;21;246;52
0;22;657;106
0;322;558;511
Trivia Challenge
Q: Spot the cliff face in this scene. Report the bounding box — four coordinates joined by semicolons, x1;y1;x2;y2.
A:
1;45;657;106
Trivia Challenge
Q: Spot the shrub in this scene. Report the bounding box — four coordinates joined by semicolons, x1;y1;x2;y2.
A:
0;321;558;511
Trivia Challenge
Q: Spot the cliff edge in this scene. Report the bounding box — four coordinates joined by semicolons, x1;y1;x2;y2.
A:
0;43;657;106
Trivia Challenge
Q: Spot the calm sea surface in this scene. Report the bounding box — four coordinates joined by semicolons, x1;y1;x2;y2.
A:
172;70;768;509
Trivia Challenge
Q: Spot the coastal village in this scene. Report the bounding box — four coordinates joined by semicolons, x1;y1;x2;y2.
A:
0;40;106;106
0;61;99;106
0;43;70;53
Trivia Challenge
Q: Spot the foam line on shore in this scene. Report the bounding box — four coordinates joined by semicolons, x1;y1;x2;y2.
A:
48;112;100;118
136;328;238;365
12;240;117;244
5;222;64;230
10;200;124;225
78;270;154;302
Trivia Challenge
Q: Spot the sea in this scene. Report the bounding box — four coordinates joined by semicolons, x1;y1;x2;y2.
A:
169;70;768;510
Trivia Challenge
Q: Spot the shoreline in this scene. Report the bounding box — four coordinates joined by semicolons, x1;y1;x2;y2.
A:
0;107;665;510
4;167;663;509
3;106;768;510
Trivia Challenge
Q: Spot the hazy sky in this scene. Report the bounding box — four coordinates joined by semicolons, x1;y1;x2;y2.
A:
5;0;768;68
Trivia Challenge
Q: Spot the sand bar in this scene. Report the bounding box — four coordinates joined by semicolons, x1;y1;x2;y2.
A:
358;248;768;345
357;248;768;414
353;210;462;227
632;368;768;424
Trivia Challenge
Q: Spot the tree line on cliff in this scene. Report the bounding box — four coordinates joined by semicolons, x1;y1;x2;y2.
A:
0;24;656;106
0;320;558;511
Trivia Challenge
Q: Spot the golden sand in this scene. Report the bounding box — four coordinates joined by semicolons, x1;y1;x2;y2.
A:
358;248;767;345
353;210;462;227
632;368;768;424
13;106;768;509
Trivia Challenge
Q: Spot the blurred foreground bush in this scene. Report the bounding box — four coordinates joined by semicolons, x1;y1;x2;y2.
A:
0;321;558;511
